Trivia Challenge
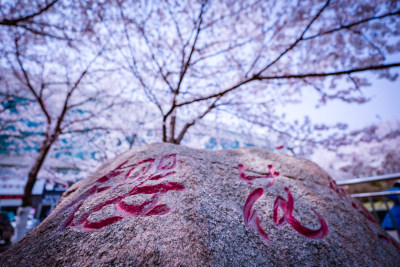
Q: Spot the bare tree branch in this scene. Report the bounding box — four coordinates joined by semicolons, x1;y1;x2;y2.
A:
176;62;400;107
54;48;105;134
175;97;220;144
190;39;253;67
165;0;207;142
176;0;206;94
175;76;258;107
258;62;400;80
255;0;331;76
17;24;68;40
0;0;59;26
303;9;400;41
134;21;175;93
14;37;52;125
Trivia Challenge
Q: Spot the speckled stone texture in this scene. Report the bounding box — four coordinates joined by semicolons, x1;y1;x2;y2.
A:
1;143;399;266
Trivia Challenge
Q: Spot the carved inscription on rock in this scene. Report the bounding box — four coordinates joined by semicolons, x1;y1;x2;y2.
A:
58;154;185;231
239;164;329;244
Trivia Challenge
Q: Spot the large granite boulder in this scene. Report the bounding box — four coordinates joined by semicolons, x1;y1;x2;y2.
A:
1;143;399;266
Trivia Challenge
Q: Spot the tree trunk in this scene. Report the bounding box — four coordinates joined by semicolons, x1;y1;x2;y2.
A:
15;137;55;243
169;114;176;143
22;138;53;207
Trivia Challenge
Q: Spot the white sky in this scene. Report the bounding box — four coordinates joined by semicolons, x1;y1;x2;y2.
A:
280;72;400;131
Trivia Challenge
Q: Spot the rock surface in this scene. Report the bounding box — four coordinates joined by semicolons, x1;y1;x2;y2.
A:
1;143;399;266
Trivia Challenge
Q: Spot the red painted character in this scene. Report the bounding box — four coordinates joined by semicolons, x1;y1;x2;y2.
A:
273;187;328;239
239;164;278;243
59;154;185;231
243;188;271;244
239;164;329;243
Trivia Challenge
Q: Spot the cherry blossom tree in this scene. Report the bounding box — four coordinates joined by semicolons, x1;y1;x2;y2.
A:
100;0;400;145
310;120;400;179
0;0;126;208
0;0;137;242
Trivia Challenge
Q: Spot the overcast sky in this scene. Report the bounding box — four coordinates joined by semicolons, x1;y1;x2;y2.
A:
281;70;400;131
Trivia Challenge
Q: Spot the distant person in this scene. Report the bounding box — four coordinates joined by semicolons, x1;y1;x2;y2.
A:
381;182;400;230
